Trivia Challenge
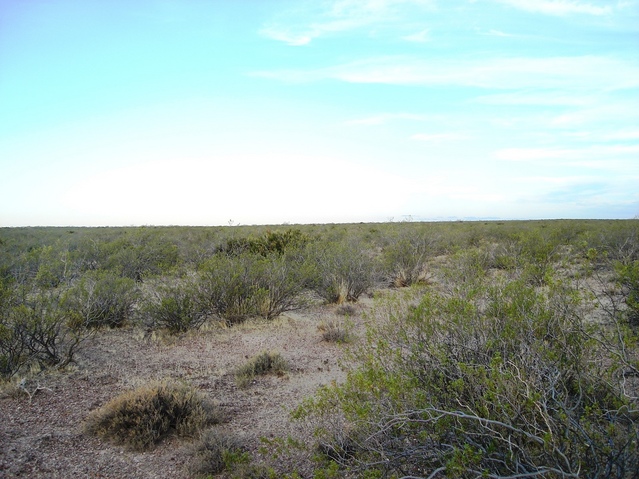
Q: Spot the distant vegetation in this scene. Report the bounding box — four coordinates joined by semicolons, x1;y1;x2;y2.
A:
1;219;638;477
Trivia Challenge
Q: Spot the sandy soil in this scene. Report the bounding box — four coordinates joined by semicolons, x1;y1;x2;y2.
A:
0;301;372;479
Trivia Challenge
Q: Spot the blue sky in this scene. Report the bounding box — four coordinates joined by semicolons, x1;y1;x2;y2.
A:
1;0;638;226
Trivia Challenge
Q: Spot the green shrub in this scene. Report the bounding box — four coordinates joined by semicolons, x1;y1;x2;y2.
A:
381;233;433;287
305;241;377;304
514;230;563;285
198;252;307;324
1;291;86;377
62;271;138;329
101;230;179;282
217;228;310;257
296;275;639;478
144;279;207;334
616;260;639;327
235;351;289;388
84;381;218;451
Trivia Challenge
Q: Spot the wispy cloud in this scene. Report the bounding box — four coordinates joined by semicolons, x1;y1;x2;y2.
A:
344;112;428;125
482;29;514;37
495;144;639;162
494;0;613;16
253;55;639;91
402;28;430;42
260;0;435;45
411;132;470;142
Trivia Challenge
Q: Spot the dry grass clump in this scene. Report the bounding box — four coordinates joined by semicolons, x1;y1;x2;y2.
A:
335;304;357;317
188;428;249;477
235;351;288;388
84;381;219;450
318;318;352;344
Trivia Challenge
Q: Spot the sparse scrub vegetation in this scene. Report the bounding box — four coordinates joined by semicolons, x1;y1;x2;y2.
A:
295;263;639;478
2;220;639;477
197;252;308;324
84;381;218;451
235;351;289;388
1;287;88;377
62;270;138;329
305;240;377;304
143;278;207;333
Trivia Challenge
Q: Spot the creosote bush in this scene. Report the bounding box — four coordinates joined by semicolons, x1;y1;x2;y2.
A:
217;228;310;257
295;273;639;478
84;381;218;451
1;289;87;378
198;252;308;325
382;233;433;287
235;351;289;388
62;271;138;329
616;260;639;327
144;279;207;334
305;241;376;304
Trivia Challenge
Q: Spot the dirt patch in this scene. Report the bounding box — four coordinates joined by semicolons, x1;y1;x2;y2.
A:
0;301;371;478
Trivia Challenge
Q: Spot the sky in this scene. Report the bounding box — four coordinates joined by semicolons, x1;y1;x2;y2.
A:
1;0;638;227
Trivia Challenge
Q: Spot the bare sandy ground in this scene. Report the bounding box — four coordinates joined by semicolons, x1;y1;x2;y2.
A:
0;301;372;478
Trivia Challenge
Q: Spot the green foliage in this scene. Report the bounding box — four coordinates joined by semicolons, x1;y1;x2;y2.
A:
84;381;218;451
235;351;289;388
0;290;86;377
616;260;639;326
62;271;138;329
101;230;179;281
198;252;308;324
144;279;207;334
305;241;377;304
217;228;310;257
296;273;639;478
381;232;433;287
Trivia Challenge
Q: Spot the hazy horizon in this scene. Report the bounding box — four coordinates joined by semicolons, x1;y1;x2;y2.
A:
2;0;638;227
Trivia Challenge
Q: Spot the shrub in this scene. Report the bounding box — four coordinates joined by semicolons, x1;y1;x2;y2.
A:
296;275;639;478
101;230;179;282
198;252;307;324
188;428;249;477
306;241;377;304
84;381;218;451
616;260;639;327
62;271;138;329
217;228;310;257
514;230;563;285
0;291;86;377
144;279;207;334
235;351;289;388
382;233;433;287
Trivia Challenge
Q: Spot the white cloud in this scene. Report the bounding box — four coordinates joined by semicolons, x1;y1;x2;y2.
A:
482;29;514;37
402;28;430;42
260;0;435;45
494;0;612;16
258;27;312;46
254;55;639;91
411;132;469;142
344;112;428;125
473;90;593;106
494;144;639;162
